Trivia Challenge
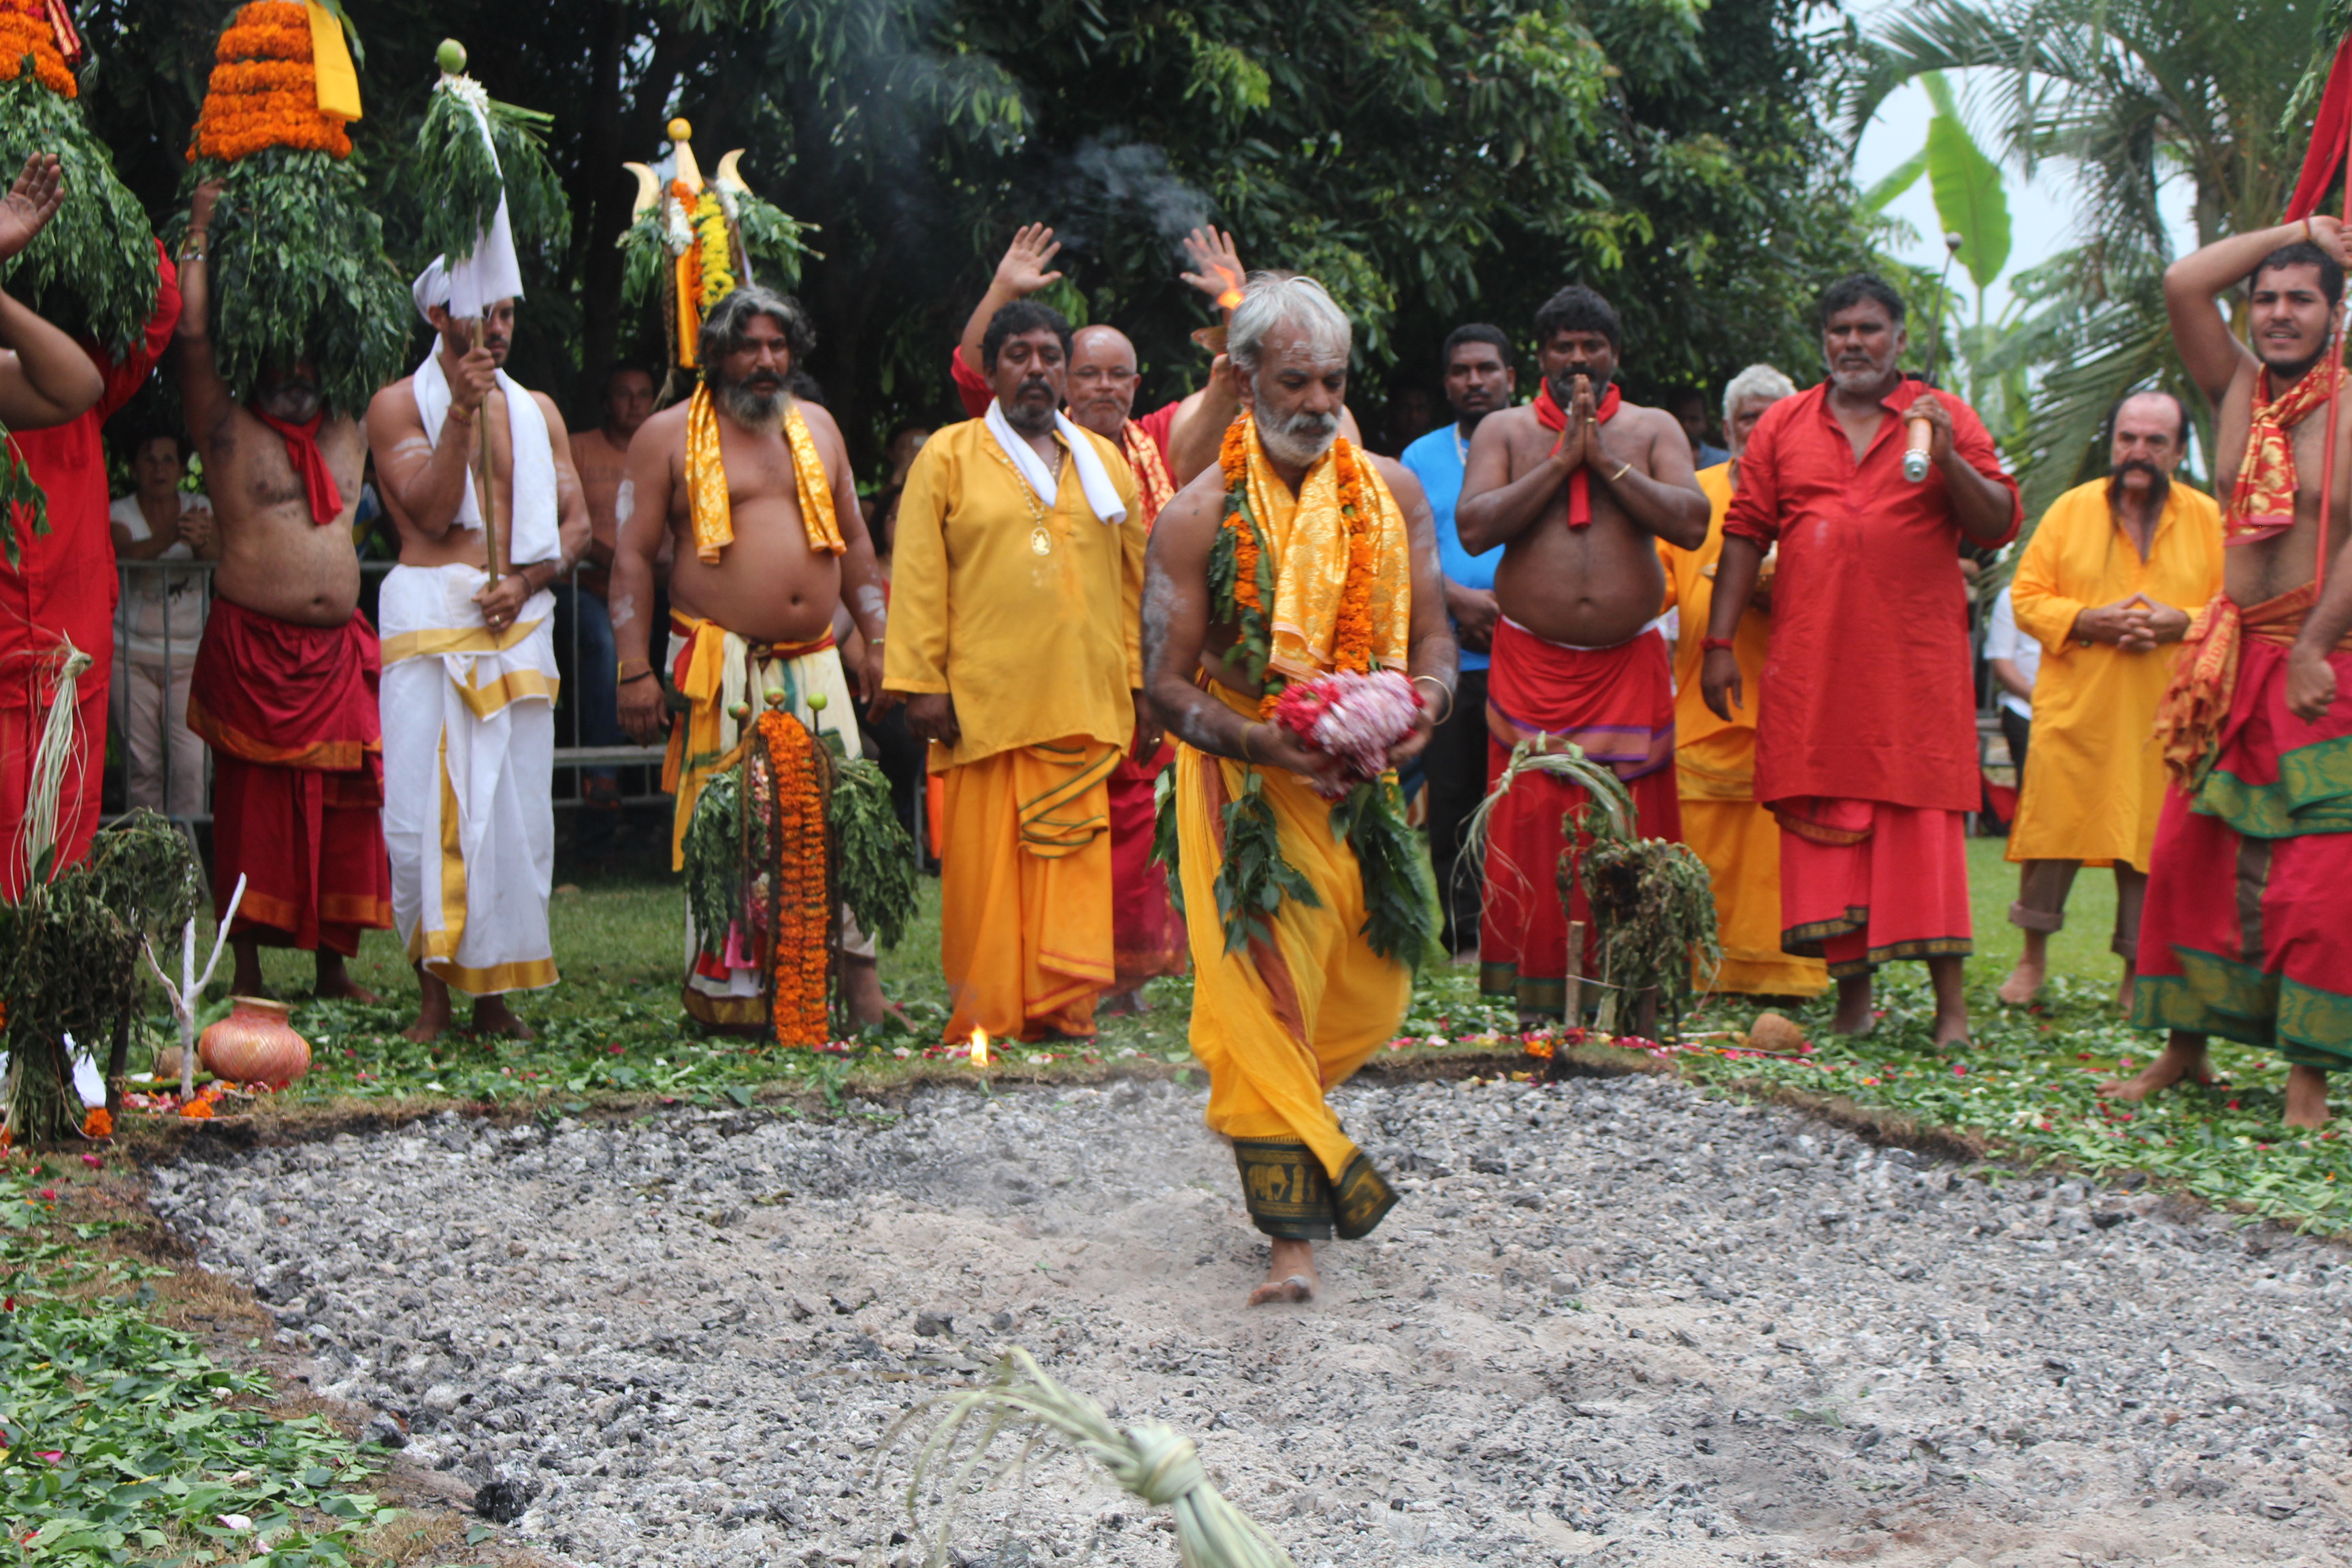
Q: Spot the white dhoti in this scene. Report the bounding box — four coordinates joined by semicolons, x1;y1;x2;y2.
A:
664;616;873;1028
381;563;560;996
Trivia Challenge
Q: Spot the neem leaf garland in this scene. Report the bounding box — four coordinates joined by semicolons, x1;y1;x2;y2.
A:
0;72;159;356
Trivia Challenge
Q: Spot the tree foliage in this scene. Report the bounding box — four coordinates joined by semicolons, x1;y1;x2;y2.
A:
1848;0;2330;517
68;0;1870;464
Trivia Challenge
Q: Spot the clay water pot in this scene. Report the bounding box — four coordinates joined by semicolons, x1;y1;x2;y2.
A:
199;996;311;1088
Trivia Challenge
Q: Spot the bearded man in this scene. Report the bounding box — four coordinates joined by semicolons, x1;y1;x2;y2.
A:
1998;391;2221;1011
2;152;171;894
611;287;891;1029
1456;285;1709;1019
2107;223;2352;1126
365;265;590;1041
1656;364;1827;1000
943;225;1254;1006
178;178;391;1002
1143;272;1454;1305
885;299;1144;1043
1705;275;2021;1047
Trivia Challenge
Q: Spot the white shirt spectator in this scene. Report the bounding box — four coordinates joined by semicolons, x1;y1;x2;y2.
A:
1982;584;2039;721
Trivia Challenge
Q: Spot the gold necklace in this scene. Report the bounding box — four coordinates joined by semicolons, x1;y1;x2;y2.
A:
985;442;1058;556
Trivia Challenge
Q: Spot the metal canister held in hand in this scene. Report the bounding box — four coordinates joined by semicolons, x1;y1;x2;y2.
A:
1905;231;1965;484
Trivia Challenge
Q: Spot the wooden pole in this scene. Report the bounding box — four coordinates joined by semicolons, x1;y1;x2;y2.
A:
1562;919;1586;1024
2315;107;2352;600
473;315;502;589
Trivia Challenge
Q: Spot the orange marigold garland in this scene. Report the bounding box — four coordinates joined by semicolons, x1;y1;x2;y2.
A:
0;0;73;96
189;1;350;163
757;709;833;1047
1328;436;1376;674
1213;416;1378;715
80;1105;110;1139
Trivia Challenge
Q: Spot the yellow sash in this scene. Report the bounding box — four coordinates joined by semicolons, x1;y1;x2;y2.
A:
685;387;847;565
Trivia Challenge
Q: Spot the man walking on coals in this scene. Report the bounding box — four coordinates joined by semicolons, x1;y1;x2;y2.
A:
1703;275;2021;1046
2109;220;2352;1125
1144;273;1454;1305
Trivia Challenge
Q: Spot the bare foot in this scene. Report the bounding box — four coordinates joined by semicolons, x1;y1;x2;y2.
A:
2115;964;2136;1016
1247;1239;1318;1307
2101;1031;2210;1102
403;966;453;1043
313;953;379;1005
841;956;889;1031
469;995;536;1041
1829;975;1874;1036
229;936;272;1001
2285;1065;2332;1128
1996;961;2043;1007
1931;1011;1970;1049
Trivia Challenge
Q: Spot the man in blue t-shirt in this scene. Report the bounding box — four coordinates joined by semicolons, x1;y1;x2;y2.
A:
1399;324;1516;956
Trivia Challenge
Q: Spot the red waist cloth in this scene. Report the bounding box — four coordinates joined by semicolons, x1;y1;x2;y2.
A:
1109;740;1186;990
189;597;382;770
2134;637;2352;1068
1776;798;1971;978
189;600;390;953
1477;624;1681;1013
1484;617;1676;781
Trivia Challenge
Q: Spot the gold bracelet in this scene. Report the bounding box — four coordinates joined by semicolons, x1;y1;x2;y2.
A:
1413;674;1455;725
1240;723;1258;764
1610;459;1633;483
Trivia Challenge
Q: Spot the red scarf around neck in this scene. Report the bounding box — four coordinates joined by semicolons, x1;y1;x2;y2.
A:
1532;376;1623;527
251;408;344;528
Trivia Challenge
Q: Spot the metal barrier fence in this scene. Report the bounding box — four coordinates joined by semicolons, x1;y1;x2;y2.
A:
105;557;670;826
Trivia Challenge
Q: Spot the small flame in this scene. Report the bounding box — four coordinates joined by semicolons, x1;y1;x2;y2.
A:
969;1027;990;1067
1215;287;1244;311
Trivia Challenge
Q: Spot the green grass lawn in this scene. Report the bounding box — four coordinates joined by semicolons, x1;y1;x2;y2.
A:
152;830;2351;1236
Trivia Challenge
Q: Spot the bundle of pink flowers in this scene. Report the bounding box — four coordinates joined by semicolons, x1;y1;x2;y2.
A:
1268;668;1424;796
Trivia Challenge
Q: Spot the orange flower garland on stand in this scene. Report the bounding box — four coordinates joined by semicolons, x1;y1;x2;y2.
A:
755;706;834;1047
188;1;351;163
0;0;75;96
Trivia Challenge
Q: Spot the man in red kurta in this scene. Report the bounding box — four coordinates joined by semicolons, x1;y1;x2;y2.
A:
1706;275;2021;1045
3;245;178;895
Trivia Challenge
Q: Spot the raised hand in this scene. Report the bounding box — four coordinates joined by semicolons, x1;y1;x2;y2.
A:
1180;225;1245;308
2310;214;2349;270
0;154;65;265
993;223;1063;299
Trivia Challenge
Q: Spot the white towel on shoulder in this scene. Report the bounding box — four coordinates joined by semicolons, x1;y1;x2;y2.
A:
410;351;561;566
983;398;1128;525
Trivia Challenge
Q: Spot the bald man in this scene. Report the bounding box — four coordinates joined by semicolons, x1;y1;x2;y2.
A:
943;227;1247;1007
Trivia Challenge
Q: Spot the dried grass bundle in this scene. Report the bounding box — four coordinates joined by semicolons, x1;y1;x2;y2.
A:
889;1348;1296;1568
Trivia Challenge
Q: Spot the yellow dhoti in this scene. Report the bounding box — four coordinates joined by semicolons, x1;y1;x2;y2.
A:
1175;715;1409;1241
938;738;1118;1042
1677;740;1829;998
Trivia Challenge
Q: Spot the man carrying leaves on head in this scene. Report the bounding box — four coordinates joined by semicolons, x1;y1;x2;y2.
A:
1143;273;1455;1306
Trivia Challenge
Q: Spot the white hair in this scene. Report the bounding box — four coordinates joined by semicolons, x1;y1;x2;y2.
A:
1228;271;1352;379
1721;363;1797;424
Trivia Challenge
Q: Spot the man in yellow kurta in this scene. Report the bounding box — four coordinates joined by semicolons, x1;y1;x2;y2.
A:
883;301;1145;1043
1999;391;2223;1009
1143;274;1454;1306
1659;365;1828;1000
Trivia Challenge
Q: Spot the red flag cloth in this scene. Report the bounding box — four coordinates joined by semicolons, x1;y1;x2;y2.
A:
251;408;345;527
1531;378;1622;527
2288;31;2352;221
